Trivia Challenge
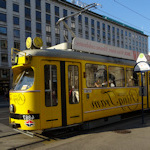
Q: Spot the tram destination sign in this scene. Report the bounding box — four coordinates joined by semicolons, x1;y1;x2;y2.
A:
72;37;150;61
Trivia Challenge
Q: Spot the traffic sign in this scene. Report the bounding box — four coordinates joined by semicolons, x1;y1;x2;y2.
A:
134;53;150;72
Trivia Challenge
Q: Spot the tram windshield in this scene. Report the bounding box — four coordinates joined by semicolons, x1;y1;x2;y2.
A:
13;68;34;91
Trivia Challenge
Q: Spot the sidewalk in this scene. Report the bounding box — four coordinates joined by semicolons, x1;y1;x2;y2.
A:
0;95;9;108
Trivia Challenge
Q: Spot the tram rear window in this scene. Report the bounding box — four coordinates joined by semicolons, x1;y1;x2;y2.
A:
13;68;34;90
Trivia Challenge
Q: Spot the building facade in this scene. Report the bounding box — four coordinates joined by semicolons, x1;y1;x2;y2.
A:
0;0;148;93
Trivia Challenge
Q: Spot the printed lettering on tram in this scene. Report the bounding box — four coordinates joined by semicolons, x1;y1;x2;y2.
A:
90;89;139;111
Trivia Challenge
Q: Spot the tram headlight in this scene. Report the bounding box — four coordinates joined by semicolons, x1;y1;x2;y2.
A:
9;104;15;113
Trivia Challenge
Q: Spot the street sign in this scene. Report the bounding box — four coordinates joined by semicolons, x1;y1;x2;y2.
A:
136;53;147;63
134;61;150;72
134;53;150;124
134;53;150;72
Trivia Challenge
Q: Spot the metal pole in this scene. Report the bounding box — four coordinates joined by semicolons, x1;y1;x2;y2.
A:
141;72;144;124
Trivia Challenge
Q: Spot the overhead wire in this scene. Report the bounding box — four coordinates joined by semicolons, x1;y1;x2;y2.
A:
95;6;150;36
114;0;150;22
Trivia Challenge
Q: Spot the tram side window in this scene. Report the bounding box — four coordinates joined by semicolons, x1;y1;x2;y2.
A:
126;68;139;87
108;66;125;87
44;65;57;107
68;65;79;104
85;64;107;88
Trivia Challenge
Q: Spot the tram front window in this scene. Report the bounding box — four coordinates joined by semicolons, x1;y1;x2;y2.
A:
13;68;34;91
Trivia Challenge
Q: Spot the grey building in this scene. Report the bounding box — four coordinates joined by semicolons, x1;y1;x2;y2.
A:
0;0;148;94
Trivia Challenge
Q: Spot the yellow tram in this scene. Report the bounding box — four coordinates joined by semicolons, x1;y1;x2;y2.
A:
9;37;150;131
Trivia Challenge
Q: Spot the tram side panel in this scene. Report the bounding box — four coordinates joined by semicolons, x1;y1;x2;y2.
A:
82;87;142;122
81;62;146;122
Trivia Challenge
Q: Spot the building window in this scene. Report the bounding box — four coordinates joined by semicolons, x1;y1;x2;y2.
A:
0;13;6;22
0;0;6;9
97;30;100;42
25;32;31;39
13;4;19;12
25;20;31;31
45;3;50;13
25;0;30;6
46;14;50;24
108;25;110;32
36;11;41;21
14;41;20;49
91;19;94;27
25;7;31;18
97;21;100;29
36;0;41;10
0;26;7;34
129;32;131;37
13;16;19;25
91;28;95;35
36;34;42;38
46;36;51;46
1;54;8;63
1;69;9;78
55;6;59;16
1;40;7;49
71;12;75;21
36;22;41;33
55;17;59;24
46;25;51;33
85;17;88;25
112;27;115;33
63;9;67;17
55;37;60;45
14;29;20;37
103;32;106;43
78;15;82;23
102;23;105;31
55;27;60;35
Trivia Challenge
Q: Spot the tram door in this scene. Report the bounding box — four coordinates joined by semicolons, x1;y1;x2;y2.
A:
41;61;62;129
65;62;82;125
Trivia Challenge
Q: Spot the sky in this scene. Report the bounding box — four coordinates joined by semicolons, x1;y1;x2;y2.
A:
67;0;150;52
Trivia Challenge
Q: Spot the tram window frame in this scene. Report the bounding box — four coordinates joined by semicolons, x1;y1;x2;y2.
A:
108;66;125;87
126;68;139;87
68;65;80;104
85;63;107;88
44;65;58;107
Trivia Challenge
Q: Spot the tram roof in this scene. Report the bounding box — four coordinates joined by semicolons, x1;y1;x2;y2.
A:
20;48;136;66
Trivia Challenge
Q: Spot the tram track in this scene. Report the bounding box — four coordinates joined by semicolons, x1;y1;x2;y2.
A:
0;131;49;150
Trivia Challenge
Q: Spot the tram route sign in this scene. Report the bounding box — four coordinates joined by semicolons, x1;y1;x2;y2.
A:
134;53;150;72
